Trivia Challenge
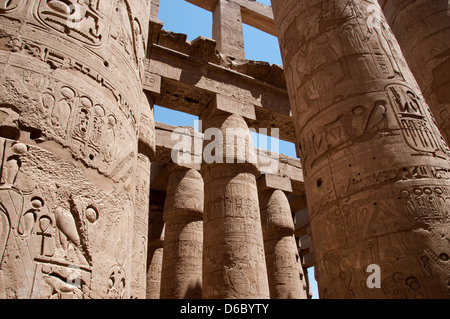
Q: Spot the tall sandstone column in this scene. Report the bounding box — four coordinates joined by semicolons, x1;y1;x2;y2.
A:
132;93;156;298
378;0;450;145
258;175;308;299
146;193;165;299
160;166;203;299
146;213;164;299
272;0;450;298
201;95;270;299
0;0;152;298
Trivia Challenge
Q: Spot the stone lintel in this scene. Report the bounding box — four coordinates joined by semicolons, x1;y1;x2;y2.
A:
237;0;276;36
184;0;218;12
289;194;308;213
148;19;164;48
167;160;201;173
152;122;304;191
185;0;276;36
301;253;314;269
146;44;295;142
299;234;314;255
257;174;292;193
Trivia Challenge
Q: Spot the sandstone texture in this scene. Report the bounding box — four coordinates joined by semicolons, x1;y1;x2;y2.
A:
0;0;447;300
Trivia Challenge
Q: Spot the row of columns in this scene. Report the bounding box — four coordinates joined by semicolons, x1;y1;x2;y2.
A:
145;97;309;299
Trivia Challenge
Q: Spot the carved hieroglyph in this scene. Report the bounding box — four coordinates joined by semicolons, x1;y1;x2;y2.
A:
378;0;450;145
259;187;308;299
161;167;203;299
0;0;154;298
272;0;450;298
201;105;270;299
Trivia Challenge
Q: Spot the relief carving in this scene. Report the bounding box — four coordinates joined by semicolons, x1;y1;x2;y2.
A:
0;139;94;299
387;84;450;155
36;0;105;46
299;98;388;167
382;272;426;299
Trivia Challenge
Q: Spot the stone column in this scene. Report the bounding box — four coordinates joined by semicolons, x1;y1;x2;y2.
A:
130;93;156;299
0;1;151;298
201;94;270;299
146;198;165;299
272;0;450;298
378;0;450;145
213;0;245;59
146;191;166;299
258;175;308;299
146;240;164;299
160;166;203;299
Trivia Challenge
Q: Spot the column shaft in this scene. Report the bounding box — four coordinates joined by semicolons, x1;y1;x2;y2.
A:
201;106;269;299
272;0;450;298
259;188;308;299
160;167;203;299
146;243;164;299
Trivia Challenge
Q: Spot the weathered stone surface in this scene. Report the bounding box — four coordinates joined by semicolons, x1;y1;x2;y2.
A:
378;0;450;145
146;193;165;299
213;0;245;59
185;0;277;36
161;166;203;299
145;18;295;143
272;0;450;298
5;0;446;301
0;0;154;299
201;102;270;299
259;187;308;299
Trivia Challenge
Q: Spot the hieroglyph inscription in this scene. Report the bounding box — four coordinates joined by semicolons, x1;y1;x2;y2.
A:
0;139;97;299
387;84;449;156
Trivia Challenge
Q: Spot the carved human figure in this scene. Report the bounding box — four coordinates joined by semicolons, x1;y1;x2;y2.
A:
112;0;134;57
103;115;117;163
52;87;74;137
133;18;145;81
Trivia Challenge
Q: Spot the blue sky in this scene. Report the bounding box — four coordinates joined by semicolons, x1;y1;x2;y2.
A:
155;0;319;299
